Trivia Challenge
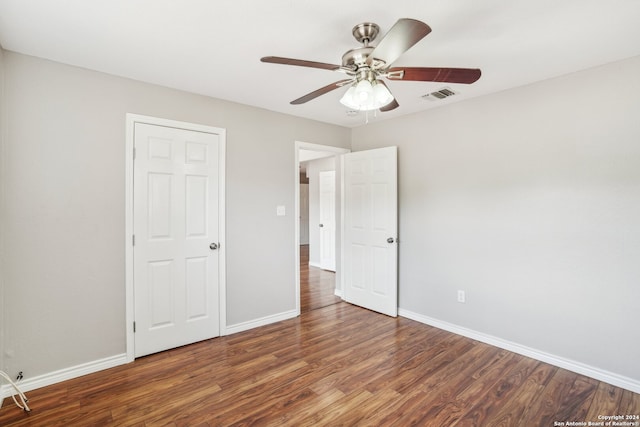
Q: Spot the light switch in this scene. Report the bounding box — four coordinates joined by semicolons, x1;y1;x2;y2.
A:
276;205;286;216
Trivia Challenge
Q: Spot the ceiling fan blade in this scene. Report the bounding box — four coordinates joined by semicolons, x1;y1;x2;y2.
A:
291;79;353;105
261;56;341;71
379;98;399;112
366;19;431;67
387;67;481;84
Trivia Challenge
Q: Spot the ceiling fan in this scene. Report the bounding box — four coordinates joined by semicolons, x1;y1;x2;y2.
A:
261;18;481;112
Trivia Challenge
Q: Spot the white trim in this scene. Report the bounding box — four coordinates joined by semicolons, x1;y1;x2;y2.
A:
0;48;7;409
125;115;135;362
399;308;640;394
0;354;127;398
308;261;322;269
125;113;226;362
218;131;227;342
294;141;350;316
338;154;346;298
224;310;298;336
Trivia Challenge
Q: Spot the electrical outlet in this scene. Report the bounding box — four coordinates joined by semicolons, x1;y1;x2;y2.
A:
457;290;466;303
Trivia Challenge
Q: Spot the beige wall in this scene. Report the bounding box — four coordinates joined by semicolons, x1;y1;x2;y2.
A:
352;55;640;382
0;51;350;379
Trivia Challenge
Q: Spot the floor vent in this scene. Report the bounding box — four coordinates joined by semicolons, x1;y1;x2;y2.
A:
422;87;457;101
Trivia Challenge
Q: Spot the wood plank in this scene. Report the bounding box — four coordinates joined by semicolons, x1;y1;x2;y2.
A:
379;344;506;426
619;389;640;415
453;357;543;426
585;381;625;422
546;375;599;424
403;348;516;426
481;362;558;426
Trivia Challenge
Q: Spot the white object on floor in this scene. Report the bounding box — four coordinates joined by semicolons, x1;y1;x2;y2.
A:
0;370;31;412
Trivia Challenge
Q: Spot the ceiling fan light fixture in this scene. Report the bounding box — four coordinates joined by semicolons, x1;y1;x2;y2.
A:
355;79;373;102
372;81;394;106
339;85;359;110
340;79;394;111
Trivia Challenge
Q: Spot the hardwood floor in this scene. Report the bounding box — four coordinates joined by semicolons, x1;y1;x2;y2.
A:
300;245;341;313
2;298;639;425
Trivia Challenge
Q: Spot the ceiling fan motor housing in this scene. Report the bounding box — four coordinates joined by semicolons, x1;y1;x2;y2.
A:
342;47;374;69
352;22;379;45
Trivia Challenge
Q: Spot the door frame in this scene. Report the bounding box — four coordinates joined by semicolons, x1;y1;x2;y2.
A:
294;141;349;314
125;113;226;362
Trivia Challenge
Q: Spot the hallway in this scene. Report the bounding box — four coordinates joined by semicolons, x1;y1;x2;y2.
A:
299;245;341;312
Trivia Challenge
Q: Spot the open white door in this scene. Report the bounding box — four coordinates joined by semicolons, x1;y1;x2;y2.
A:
133;122;222;357
319;170;336;271
343;146;398;317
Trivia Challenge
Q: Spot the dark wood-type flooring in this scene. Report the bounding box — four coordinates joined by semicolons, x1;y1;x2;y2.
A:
1;250;638;425
300;245;341;313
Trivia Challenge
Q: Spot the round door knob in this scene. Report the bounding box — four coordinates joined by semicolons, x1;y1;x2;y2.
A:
387;237;395;244
209;243;218;250
319;224;324;228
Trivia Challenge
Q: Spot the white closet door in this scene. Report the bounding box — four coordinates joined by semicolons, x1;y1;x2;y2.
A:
133;122;221;357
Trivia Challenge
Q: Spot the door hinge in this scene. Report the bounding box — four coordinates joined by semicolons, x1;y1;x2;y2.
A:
133;321;136;333
133;147;136;160
132;235;135;246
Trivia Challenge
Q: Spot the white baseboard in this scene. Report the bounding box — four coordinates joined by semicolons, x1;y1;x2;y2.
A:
223;309;298;336
309;261;322;269
0;353;128;398
399;308;640;394
334;289;343;298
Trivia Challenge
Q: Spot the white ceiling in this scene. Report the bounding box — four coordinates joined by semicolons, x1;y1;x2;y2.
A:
1;0;639;128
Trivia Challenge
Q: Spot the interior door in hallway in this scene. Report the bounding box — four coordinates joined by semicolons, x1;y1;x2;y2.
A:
133;122;222;357
343;146;398;317
319;170;336;271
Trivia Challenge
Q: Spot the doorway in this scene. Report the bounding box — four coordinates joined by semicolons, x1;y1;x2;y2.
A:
294;142;349;314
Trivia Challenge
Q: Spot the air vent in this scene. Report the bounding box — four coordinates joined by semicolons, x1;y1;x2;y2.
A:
422;87;457;101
